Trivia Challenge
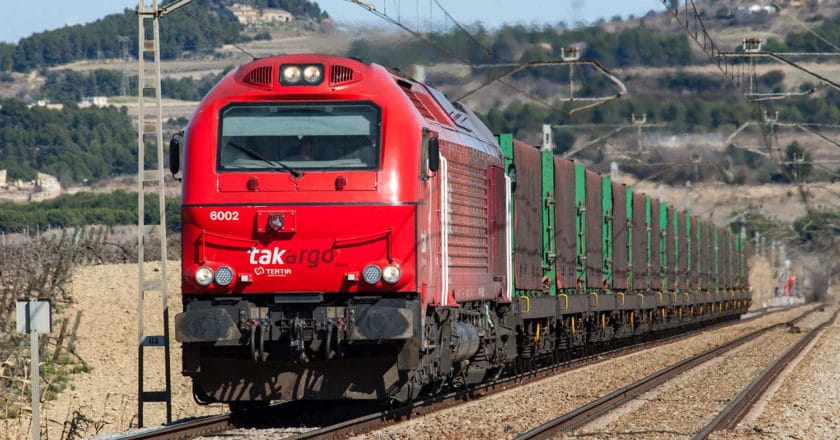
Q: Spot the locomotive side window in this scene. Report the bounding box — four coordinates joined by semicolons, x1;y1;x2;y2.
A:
217;102;381;172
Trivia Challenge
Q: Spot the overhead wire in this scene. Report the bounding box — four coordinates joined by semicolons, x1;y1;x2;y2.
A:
346;0;475;66
770;1;840;53
431;0;497;62
345;0;623;114
352;1;838;190
177;4;257;60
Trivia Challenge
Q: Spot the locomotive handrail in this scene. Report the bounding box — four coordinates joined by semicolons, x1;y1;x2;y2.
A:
559;294;569;310
589;292;598;308
616;293;624;306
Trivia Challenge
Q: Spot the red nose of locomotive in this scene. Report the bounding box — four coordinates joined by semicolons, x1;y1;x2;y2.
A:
182;204;415;294
178;56;419;295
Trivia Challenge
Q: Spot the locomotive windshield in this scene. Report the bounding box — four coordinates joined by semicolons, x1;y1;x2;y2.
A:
217;102;381;172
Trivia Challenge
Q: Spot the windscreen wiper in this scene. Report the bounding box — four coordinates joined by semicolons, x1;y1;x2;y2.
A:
226;141;301;177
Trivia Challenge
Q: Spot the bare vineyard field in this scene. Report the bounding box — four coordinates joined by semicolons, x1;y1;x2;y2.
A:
0;227;182;439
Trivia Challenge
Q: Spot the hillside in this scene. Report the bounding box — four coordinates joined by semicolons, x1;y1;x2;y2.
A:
1;1;838;249
1;3;838;257
1;9;837;173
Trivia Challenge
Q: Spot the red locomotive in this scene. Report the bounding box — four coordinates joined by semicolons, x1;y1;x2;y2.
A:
170;54;750;407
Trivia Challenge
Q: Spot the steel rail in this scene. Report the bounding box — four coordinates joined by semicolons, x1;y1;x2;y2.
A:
116;413;235;440
513;306;819;440
695;307;839;439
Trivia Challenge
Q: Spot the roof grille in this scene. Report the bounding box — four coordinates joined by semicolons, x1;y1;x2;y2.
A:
243;65;274;88
400;85;437;122
330;65;355;85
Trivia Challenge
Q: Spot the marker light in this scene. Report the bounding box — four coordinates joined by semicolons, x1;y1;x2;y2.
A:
195;266;214;286
362;265;382;285
282;65;302;83
382;264;401;284
215;266;234;286
303;65;322;83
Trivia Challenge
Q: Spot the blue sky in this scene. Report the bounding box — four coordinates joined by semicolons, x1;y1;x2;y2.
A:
0;0;665;44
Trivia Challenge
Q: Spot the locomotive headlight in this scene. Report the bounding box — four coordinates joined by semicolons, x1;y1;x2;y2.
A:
382;264;401;284
362;264;382;284
195;266;214;287
303;65;322;83
282;65;302;83
214;266;235;286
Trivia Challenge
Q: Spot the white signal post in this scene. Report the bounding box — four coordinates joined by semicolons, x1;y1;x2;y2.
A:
16;299;51;440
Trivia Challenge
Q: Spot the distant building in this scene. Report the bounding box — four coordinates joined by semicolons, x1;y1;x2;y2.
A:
80;96;108;107
226;3;293;27
262;9;293;23
27;100;63;111
0;170;62;203
744;4;777;14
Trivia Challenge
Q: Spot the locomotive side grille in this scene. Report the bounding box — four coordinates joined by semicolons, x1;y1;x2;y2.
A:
399;85;438;122
330;64;355;85
447;159;489;272
243;65;274;88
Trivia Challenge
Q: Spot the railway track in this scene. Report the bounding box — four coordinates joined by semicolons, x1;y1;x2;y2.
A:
113;306;806;440
513;305;833;440
116;401;377;440
114;413;236;440
268;307;804;440
695;307;839;438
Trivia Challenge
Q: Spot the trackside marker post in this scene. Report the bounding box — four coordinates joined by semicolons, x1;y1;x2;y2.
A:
16;298;52;440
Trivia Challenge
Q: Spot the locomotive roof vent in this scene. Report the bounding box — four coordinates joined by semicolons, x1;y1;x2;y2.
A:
330;64;361;86
243;65;275;89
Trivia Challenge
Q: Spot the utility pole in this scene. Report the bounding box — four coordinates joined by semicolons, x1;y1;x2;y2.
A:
684;180;692;212
541;124;553;152
135;0;192;427
632;113;646;155
118;36;131;97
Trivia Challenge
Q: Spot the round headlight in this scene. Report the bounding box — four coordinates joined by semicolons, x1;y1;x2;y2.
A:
382;264;401;284
303;65;322;83
215;266;234;286
195;266;214;286
282;66;302;83
362;264;382;285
